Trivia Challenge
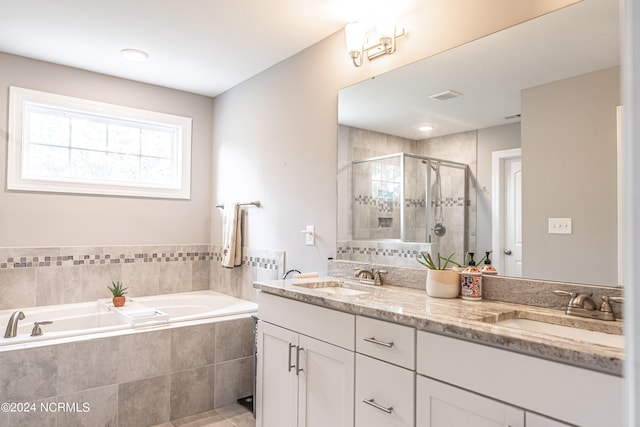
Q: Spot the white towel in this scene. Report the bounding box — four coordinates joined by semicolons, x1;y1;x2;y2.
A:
222;202;242;268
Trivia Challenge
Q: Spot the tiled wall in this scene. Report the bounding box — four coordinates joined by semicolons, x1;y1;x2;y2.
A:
0;316;255;427
336;240;433;268
0;244;283;310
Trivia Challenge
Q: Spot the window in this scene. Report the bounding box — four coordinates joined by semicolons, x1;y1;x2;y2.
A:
8;86;192;199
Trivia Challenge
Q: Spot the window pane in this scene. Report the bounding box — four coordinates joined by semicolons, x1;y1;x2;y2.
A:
70;149;107;179
28;111;69;147
26;145;69;177
71;118;107;151
107;153;139;182
141;157;173;185
141;129;174;158
108;124;140;155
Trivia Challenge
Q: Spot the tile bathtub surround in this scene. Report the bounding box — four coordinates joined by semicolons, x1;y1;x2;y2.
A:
0;315;256;427
0;244;284;309
327;259;624;316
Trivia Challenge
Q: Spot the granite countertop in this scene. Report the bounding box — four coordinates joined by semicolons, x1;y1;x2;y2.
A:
253;277;624;376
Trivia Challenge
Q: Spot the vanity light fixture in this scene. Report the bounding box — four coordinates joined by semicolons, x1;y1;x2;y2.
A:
120;48;149;62
345;19;406;67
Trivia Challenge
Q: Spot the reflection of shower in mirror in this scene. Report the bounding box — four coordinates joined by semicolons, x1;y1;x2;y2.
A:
348;152;468;262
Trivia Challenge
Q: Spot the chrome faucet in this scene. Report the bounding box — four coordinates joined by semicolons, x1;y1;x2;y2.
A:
4;311;25;338
554;290;623;321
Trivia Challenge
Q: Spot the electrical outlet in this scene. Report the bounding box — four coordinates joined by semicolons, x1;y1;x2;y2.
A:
548;218;572;234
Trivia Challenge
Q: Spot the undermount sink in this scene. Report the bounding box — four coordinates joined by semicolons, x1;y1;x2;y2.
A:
483;311;624;349
291;280;370;296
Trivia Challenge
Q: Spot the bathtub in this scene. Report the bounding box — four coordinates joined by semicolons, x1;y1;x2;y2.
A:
0;290;257;349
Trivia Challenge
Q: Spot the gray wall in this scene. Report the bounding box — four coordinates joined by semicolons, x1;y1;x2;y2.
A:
522;66;620;285
0;53;214;247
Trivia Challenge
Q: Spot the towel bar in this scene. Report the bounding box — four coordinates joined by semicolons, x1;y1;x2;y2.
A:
216;201;262;209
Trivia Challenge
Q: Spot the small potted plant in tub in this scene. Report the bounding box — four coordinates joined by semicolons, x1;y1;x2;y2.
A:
417;252;461;298
107;281;128;307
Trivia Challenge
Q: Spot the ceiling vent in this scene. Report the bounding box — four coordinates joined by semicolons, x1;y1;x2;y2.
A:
429;90;462;101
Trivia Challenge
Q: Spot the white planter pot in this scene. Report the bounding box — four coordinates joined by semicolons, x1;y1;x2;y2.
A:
426;269;460;298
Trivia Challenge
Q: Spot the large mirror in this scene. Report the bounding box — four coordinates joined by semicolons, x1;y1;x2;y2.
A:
337;0;621;287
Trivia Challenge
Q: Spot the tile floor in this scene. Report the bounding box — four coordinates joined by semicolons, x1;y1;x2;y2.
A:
153;403;255;427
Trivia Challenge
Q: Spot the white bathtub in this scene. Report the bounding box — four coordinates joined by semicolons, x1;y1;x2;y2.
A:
0;290;257;348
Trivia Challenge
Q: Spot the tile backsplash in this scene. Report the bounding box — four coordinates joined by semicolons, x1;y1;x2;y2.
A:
0;244;283;310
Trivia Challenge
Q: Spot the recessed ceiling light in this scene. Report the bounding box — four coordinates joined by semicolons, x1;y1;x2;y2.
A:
419;124;435;132
120;48;149;62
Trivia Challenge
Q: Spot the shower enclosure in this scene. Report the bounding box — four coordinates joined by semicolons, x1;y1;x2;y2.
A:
350;152;468;259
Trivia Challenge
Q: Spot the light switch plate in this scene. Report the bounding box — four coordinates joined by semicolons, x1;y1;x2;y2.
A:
305;225;315;246
548;218;572;234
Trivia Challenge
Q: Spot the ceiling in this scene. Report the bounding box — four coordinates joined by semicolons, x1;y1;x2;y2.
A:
338;0;620;140
0;0;415;97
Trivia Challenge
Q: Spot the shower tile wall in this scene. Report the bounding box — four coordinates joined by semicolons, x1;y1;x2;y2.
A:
0;244;283;310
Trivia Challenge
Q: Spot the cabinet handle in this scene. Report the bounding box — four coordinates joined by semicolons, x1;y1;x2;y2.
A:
295;346;304;375
288;343;296;372
362;398;393;414
363;337;394;348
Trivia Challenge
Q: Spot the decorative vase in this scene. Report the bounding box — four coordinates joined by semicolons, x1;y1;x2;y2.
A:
426;269;460;298
112;296;126;307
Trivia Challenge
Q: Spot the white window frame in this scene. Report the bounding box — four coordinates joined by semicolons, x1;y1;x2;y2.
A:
8;86;192;199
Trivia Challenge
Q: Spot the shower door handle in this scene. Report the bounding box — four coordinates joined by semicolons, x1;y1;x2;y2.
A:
504;249;512;255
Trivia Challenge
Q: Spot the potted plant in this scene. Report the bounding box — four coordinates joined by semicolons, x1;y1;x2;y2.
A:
107;281;128;307
417;252;461;298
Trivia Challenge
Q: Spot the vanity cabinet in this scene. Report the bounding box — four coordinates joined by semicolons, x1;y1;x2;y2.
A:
416;331;623;427
416;376;524;427
256;292;355;427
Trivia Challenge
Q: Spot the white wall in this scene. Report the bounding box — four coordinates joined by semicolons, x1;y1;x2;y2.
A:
0;53;214;247
211;0;577;274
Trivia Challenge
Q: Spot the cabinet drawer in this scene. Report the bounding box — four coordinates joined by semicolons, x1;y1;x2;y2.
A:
356;316;415;369
258;291;355;350
355;354;414;427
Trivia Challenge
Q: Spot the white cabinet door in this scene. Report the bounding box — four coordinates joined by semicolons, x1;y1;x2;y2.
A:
298;334;355;427
256;321;299;427
355;354;414;427
416;376;524;427
526;412;572;427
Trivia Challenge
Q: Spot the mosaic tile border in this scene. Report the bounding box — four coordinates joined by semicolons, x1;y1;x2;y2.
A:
0;247;280;271
336;244;424;259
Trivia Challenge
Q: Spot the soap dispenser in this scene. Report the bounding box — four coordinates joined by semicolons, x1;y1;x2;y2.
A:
480;251;497;275
460;252;482;301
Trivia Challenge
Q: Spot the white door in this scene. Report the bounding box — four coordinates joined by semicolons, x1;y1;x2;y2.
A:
416;376;524;427
298;334;354;427
256;321;299;427
492;148;522;276
504;157;522;276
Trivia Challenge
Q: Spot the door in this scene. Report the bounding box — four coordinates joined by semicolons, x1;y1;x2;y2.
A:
256;321;299;427
504;157;522;276
416;376;524;427
492;148;522;276
298;334;354;427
